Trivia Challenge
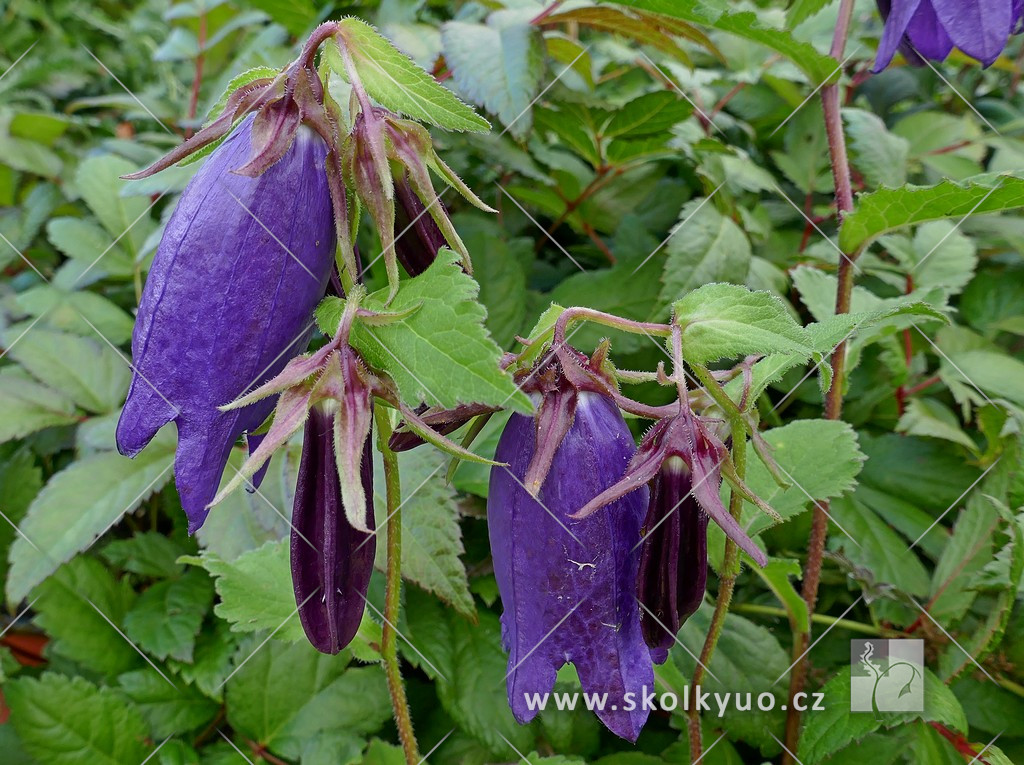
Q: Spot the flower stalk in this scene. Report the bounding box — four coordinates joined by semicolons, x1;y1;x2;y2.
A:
375;407;421;765
784;0;857;758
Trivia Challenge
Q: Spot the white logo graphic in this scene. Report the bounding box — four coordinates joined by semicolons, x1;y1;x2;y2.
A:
850;639;924;713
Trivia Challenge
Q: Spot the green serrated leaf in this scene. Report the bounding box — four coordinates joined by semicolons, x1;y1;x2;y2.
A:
840;175;1024;252
4;328;131;413
46;217;134;276
6;432;175;604
602;91;693;139
6;674;151;765
190;539;306;642
119;667;220;738
31;556;140;676
75;154;153;254
101;531;187;579
441;11;545;137
373;447;474;617
798;667;967;763
335;18;488;133
329;251;531;413
896;398;978;453
674;282;810;364
0;369;78;444
844;108;909;188
659;199;751;305
123;569;214;662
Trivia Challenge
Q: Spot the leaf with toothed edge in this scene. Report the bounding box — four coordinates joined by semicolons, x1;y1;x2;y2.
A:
317;250;532;414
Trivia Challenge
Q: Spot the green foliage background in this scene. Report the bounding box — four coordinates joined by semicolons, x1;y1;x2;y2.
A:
2;0;1024;763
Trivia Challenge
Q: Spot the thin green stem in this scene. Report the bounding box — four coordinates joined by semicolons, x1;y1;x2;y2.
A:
375;408;421;765
732;604;896;636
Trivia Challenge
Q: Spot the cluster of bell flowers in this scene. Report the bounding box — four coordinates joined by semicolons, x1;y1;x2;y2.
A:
113;8;1022;741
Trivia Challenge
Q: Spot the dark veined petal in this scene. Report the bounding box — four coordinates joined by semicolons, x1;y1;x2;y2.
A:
393;175;447;277
116;114;335;532
291;407;375;654
637;458;708;662
488;392;653;742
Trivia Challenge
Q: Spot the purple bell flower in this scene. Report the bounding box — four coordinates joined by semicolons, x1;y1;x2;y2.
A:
116;114;336;532
636;458;708;663
874;0;1024;69
488;390;654;742
291;405;374;654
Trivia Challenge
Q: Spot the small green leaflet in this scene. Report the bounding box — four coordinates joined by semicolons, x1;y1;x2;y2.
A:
334;18;489;133
122;568;214;662
319;250;531;413
673;282;810;364
0;369;78;444
839;174;1024;252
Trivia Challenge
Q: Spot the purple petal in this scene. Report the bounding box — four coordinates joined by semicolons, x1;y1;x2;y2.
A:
904;1;954;60
874;0;925;71
488;392;653;742
291;407;375;654
116;114;335;532
931;0;1013;65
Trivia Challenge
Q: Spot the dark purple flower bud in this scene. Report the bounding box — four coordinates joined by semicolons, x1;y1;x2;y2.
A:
488;391;653;742
393;175;447;277
292;405;374;654
874;0;1023;70
387;402;499;451
116;114;335;532
574;407;768;569
637;458;708;662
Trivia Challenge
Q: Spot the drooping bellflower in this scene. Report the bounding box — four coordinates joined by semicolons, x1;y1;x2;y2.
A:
574;402;769;656
874;0;1024;69
116;114;335;532
488;359;653;742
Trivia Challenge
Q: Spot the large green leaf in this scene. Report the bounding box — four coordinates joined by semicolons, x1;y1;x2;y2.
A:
673;282;811;364
5;674;151;765
4;327;132;413
30;556;140;676
318;251;531;413
659;199;751;305
799;667;967;763
5;430;175;603
839;175;1024;252
441;10;546;137
0;369;78;444
372;447;474;617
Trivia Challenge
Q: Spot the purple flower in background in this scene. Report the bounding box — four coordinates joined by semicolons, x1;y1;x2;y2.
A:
116;114;335;532
874;0;1024;69
636;459;708;663
291;406;374;654
488;388;653;742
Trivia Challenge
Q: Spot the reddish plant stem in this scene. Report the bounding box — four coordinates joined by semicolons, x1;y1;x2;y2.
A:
530;0;564;25
906;374;942;396
929;722;987;760
185;12;207;137
782;0;857;760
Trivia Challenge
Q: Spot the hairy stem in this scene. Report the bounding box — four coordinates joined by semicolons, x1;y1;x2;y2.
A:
783;0;857;759
687;370;748;761
375;409;421;765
